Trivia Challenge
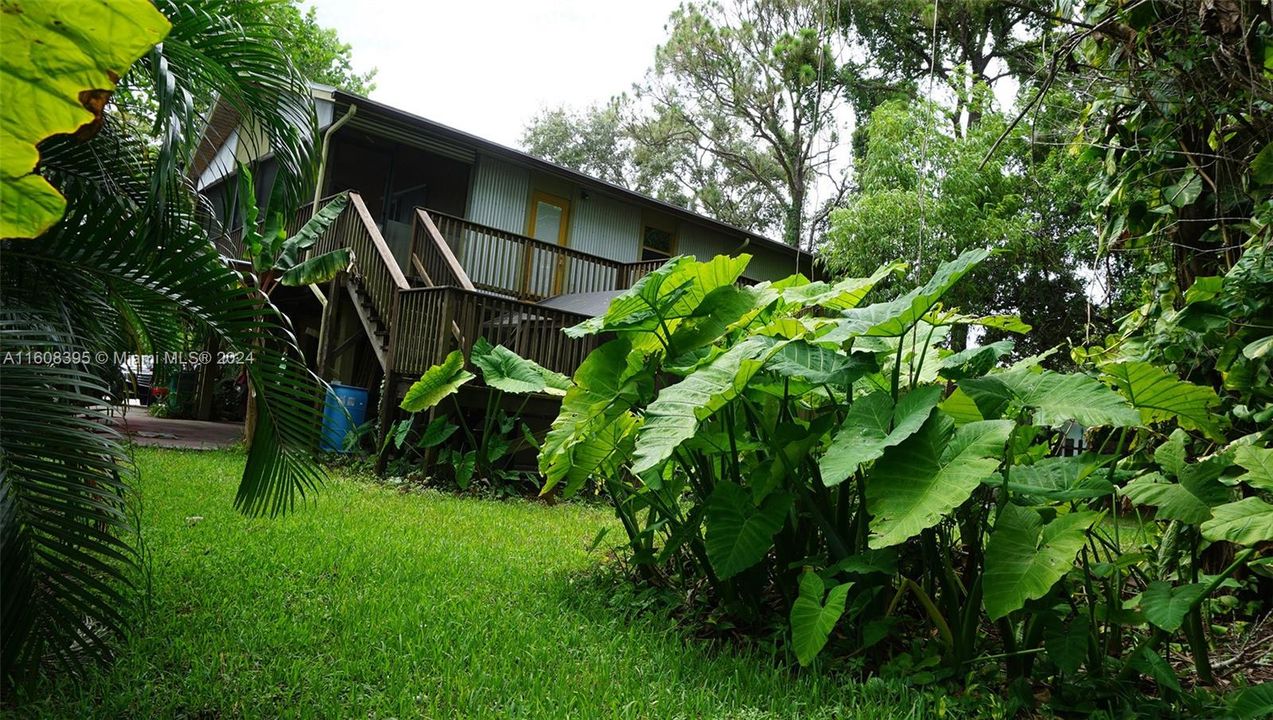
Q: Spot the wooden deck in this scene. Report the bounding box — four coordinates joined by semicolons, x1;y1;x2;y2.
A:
278;190;667;385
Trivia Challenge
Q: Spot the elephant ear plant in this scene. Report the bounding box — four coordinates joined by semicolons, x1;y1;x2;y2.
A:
389;339;569;492
536;251;1272;711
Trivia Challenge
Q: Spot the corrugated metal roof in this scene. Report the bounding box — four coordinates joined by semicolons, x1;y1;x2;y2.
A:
538;290;623;316
344;113;476;164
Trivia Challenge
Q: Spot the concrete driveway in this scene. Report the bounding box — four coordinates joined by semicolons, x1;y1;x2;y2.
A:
111;413;244;450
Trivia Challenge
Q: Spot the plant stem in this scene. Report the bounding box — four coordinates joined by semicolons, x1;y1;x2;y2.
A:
1118;548;1254;682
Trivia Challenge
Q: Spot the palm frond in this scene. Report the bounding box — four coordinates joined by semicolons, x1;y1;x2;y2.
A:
137;0;318;205
1;0;329;681
0;321;138;676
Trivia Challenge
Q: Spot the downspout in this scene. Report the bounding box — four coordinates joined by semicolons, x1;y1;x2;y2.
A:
308;104;358;307
314;103;357;209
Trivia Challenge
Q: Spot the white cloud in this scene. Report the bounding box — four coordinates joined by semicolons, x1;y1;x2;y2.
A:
304;0;683;147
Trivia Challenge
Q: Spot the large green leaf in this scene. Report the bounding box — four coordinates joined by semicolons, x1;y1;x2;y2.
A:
1234;445;1273;491
0;0;170;238
630;335;781;476
939;387;984;424
260;173;291;262
983;506;1099;620
790;570;852;666
399;350;475;412
1227;683;1273;720
824;247;990;341
278;248;350;287
819;386;942;487
937;340;1014;381
1103;361;1223;440
925;310;1032;335
661;253;753;320
557;411;640;495
668;284;763;354
566;256;694;338
778;260;902;311
1201;498;1273;546
238;165;265;264
960;368;1140;428
1139;581;1208;632
866;414;1013;548
566;254;750;339
998;454;1116;502
1121;471;1230;524
1154;430;1188;478
1044;615;1090;674
470;337;569;396
1252;142;1273;186
539;338;651;495
704;481;791;579
765;340;876;387
1164;169;1202;207
277;192;350;267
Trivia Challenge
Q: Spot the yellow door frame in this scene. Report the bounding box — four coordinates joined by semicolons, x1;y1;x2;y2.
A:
525;191;571;296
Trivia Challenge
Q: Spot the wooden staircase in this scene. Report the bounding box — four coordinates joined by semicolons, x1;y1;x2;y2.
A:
344;275;390;368
291;190;687;447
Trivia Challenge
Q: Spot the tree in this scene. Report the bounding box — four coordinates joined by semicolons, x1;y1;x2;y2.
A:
2;0;327;680
838;0;1048;127
228;0;377;95
640;0;851;248
522;0;851;249
521;98;635;188
1056;0;1272;290
821;97;1099;358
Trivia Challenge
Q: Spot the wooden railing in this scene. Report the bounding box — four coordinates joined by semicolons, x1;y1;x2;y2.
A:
312;193;409;327
394;286;600;377
411;208;475;291
419;210;631;301
251;195;776;391
617;259;666;288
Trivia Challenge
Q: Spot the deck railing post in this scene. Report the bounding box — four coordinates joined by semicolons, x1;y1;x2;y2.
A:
437;287;456;366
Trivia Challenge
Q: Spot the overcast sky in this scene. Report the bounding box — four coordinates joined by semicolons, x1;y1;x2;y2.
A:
304;0;683;148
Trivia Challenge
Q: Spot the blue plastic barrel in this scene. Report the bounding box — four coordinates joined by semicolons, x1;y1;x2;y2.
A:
321;383;369;452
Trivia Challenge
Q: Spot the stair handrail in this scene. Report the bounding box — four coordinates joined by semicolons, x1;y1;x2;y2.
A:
412;207;476;291
350;192;410;292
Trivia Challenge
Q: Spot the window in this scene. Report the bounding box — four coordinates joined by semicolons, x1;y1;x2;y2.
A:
642;225;675;261
527;191;571;246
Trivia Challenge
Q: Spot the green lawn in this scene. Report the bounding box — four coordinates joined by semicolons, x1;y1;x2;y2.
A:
9;448;954;719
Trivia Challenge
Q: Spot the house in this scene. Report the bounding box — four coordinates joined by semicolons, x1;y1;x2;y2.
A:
192;85;821;433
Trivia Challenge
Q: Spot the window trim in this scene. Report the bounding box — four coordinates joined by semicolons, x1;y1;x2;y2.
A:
640;216;678;261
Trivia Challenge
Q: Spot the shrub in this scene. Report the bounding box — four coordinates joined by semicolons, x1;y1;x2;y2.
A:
537;249;1272;712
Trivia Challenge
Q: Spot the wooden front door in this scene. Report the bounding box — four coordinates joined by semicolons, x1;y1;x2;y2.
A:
525;191;570;297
